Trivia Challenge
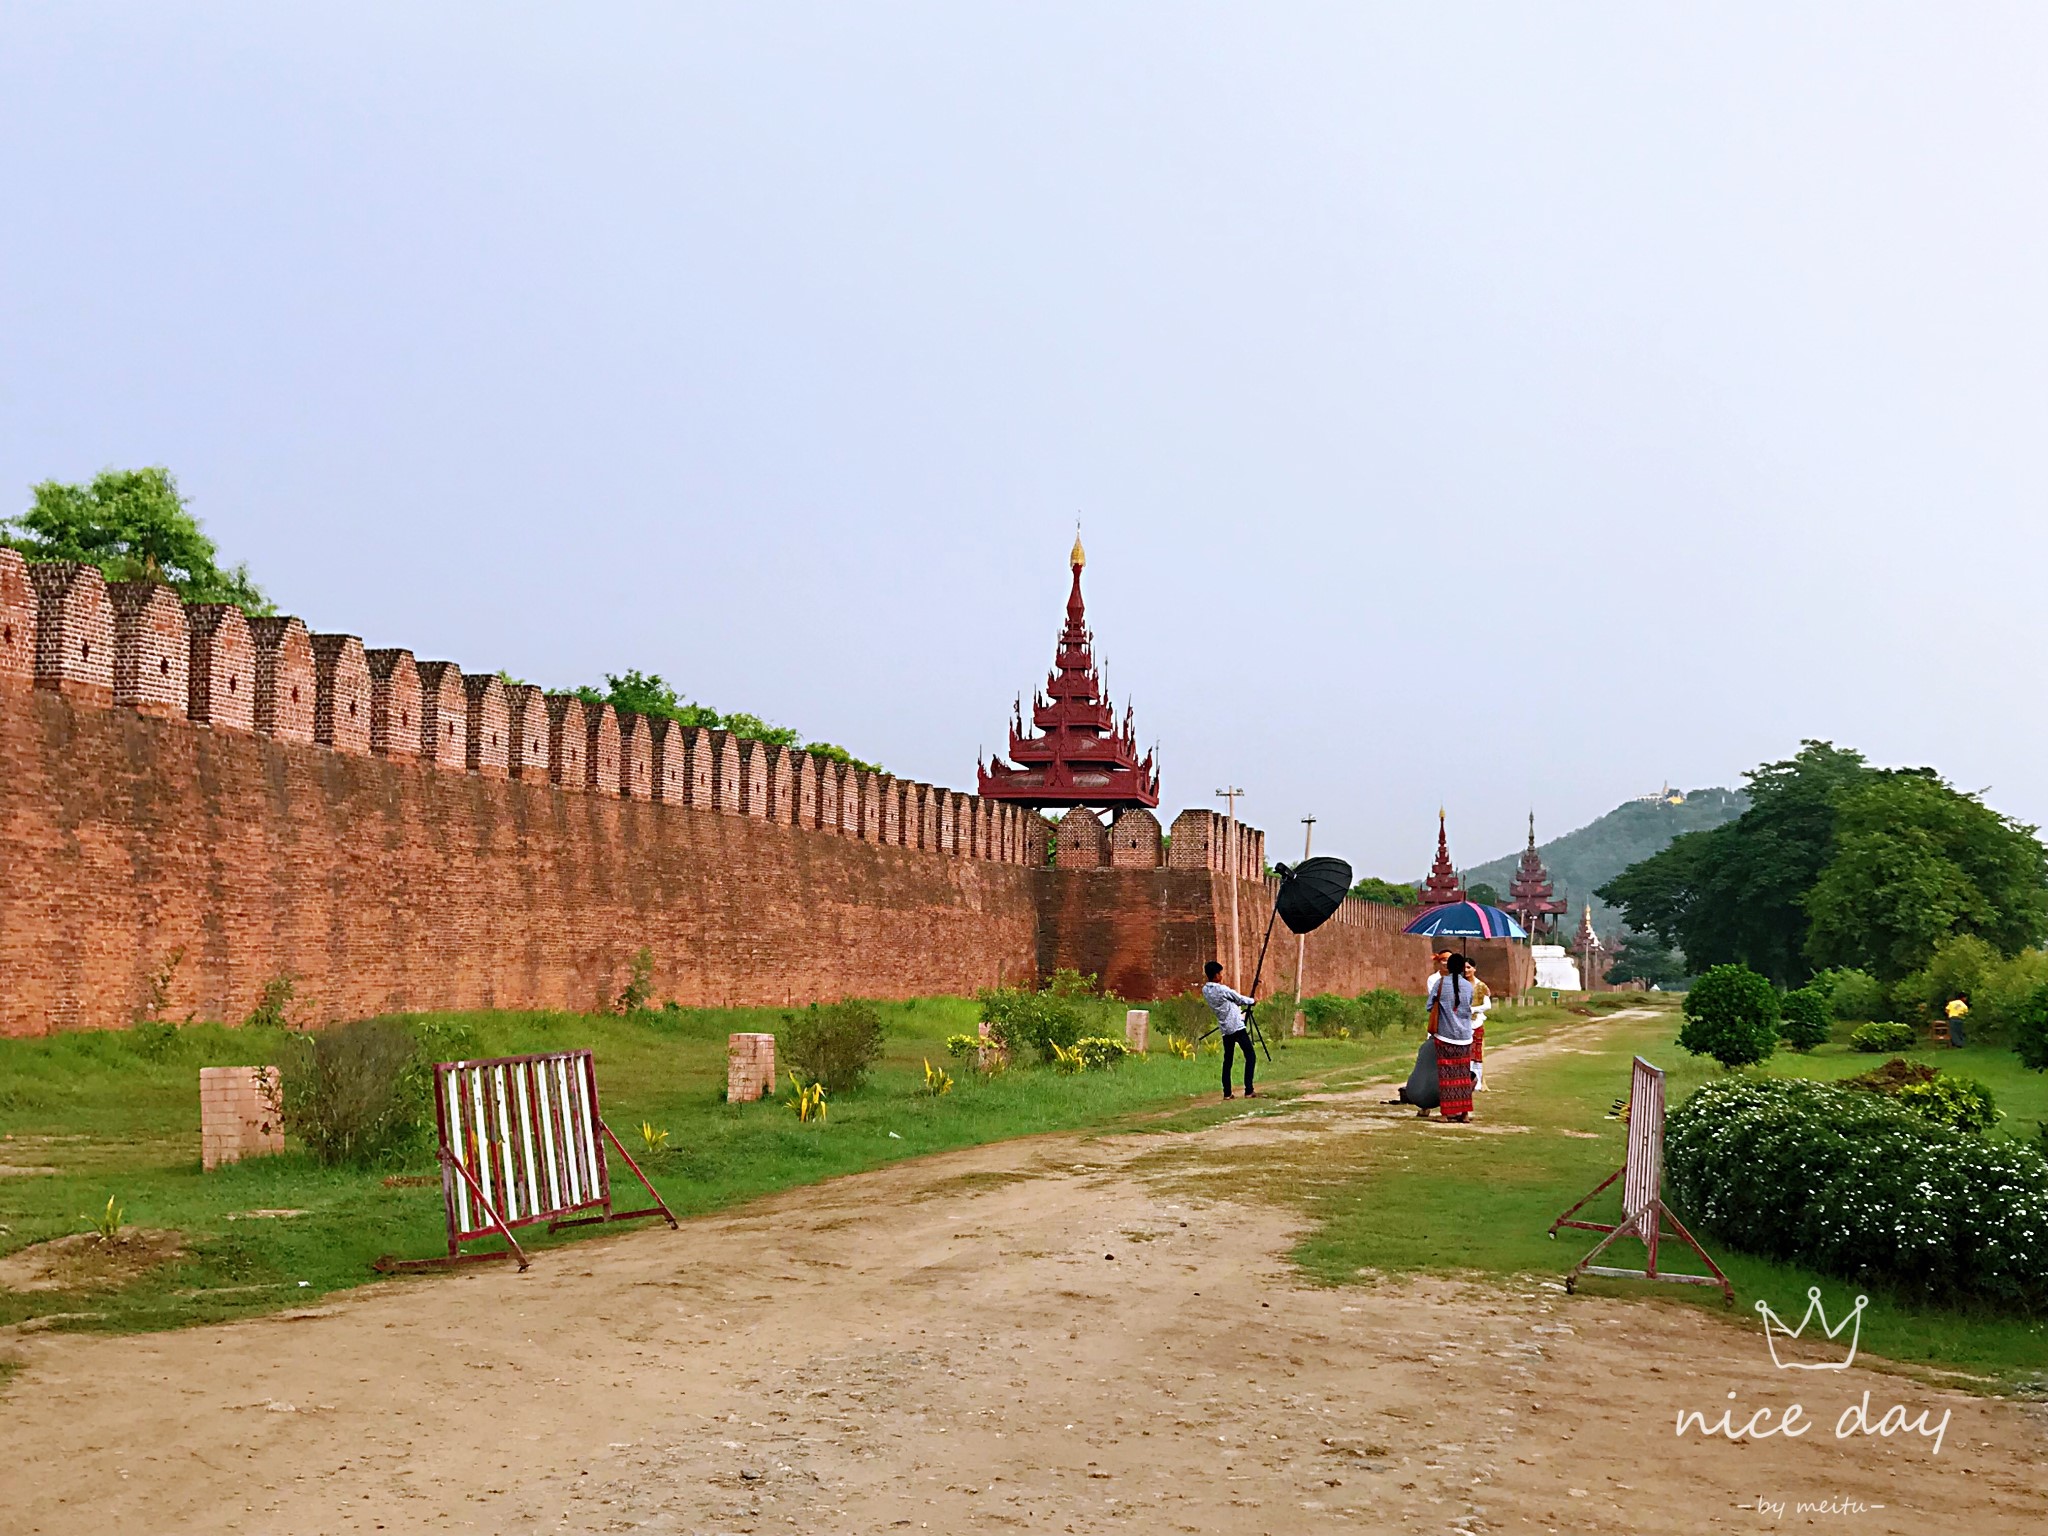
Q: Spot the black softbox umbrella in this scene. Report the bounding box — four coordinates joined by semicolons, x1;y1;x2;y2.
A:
1273;857;1355;936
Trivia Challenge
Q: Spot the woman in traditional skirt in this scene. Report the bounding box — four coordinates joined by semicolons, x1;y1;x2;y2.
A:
1393;951;1451;1115
1429;952;1477;1123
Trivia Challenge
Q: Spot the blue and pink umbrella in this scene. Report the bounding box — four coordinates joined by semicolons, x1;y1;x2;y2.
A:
1403;901;1529;940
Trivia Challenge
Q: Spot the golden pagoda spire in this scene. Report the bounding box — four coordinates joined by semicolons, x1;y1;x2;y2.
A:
1070;522;1086;570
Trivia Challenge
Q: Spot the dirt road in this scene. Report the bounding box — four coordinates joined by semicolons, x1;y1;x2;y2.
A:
5;1036;2044;1534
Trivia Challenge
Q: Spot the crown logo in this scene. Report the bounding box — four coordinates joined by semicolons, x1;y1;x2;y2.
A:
1754;1286;1868;1371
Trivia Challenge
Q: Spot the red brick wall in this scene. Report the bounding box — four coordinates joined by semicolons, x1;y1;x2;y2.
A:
584;702;621;796
29;562;115;702
0;689;1042;1034
108;582;189;718
503;683;548;781
1108;808;1162;867
545;695;587;791
616;710;653;801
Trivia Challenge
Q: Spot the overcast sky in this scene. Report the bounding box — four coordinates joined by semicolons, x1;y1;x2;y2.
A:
5;6;2045;877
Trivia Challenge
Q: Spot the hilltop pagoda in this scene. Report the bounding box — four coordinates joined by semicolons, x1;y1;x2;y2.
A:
1506;813;1567;938
1419;809;1465;907
976;535;1160;811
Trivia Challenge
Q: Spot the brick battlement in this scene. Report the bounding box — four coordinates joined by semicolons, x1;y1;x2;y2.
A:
0;559;1452;1036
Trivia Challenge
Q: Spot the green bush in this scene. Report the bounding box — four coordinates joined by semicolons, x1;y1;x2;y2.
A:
1817;967;1885;1022
1892;1075;2002;1133
1849;1021;1917;1053
1300;994;1356;1038
1354;989;1412;1038
1974;949;2048;1040
976;985;1086;1063
1666;1076;2048;1307
944;1033;981;1060
1678;964;1780;1069
783;1000;885;1093
275;1018;429;1167
1778;986;1832;1052
1073;1036;1137;1070
2016;983;2048;1072
1146;992;1211;1047
1891;934;1995;1024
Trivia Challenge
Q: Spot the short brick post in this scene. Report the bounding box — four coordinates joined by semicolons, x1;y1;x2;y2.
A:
199;1065;285;1170
977;1019;1010;1073
726;1033;777;1102
1125;1008;1149;1054
1292;1008;1307;1038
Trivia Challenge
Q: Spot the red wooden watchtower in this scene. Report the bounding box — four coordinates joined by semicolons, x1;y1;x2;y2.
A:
1506;812;1567;938
976;536;1160;812
1419;809;1465;907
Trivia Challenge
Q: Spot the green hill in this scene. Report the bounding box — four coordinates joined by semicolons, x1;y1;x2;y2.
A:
1458;788;1749;936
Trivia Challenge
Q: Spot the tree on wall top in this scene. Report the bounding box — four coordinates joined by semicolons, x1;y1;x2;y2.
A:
4;467;271;613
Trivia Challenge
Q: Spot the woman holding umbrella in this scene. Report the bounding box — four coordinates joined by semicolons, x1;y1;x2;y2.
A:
1428;952;1478;1123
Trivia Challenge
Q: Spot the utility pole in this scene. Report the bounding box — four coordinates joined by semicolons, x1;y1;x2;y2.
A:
1292;814;1316;1036
1215;786;1245;979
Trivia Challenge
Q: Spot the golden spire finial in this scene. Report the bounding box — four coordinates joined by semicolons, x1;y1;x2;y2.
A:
1070;522;1086;570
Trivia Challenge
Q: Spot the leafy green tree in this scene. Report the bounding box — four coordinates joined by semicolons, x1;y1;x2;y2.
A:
1678;963;1781;1069
1805;773;2048;983
1599;742;1874;985
1779;985;1832;1052
1607;932;1686;988
3;467;270;612
1349;876;1418;906
2013;984;2048;1072
1814;967;1885;1021
1465;882;1503;907
580;669;875;770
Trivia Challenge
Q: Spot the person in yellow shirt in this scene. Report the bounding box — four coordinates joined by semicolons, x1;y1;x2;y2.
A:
1945;995;1970;1048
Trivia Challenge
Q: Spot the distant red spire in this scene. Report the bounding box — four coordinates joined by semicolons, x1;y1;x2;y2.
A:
977;535;1159;811
1420;809;1466;907
1506;812;1567;937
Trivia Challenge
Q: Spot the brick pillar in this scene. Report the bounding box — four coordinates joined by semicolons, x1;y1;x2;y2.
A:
108;580;190;717
584;701;621;795
364;648;421;760
183;603;255;730
503;682;549;780
616;709;654;800
1125;1009;1149;1053
544;694;588;790
0;548;37;689
199;1066;284;1171
463;672;511;777
249;616;316;743
714;732;742;814
415;661;466;768
29;561;116;702
310;633;372;754
726;1033;777;1102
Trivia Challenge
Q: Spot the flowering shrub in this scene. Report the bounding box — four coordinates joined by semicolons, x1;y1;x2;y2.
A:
1073;1036;1136;1070
1849;1021;1917;1053
1666;1076;2048;1308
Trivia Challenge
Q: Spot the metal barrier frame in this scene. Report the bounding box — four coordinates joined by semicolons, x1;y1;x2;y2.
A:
378;1048;677;1272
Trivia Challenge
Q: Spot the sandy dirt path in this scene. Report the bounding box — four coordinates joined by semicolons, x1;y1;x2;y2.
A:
5;1028;2044;1535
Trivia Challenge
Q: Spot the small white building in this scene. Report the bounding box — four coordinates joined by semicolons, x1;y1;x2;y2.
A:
1531;943;1582;992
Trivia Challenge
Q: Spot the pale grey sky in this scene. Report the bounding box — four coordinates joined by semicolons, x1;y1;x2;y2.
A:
5;5;2044;877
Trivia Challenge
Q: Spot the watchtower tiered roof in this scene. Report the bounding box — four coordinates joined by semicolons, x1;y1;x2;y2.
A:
976;536;1159;811
1506;812;1567;938
1419;809;1465;907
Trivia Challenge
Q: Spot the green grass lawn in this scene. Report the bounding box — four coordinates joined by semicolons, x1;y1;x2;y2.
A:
0;997;1418;1336
1289;1006;2048;1390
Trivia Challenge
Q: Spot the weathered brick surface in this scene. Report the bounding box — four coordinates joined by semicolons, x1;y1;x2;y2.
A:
817;760;843;835
184;604;255;731
684;727;716;810
1024;813;1051;868
860;771;882;844
768;746;795;823
1168;808;1218;870
416;662;466;768
738;740;770;818
1109;807;1163;868
462;672;511;778
1057;806;1108;869
584;703;621;796
0;550;34;688
0;690;1043;1034
108;581;190;718
617;710;654;801
365;649;421;760
713;732;741;815
504;684;549;781
30;562;115;702
646;716;682;802
249;617;316;743
310;634;371;755
544;694;588;791
797;753;821;829
726;1032;776;1102
199;1065;283;1170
